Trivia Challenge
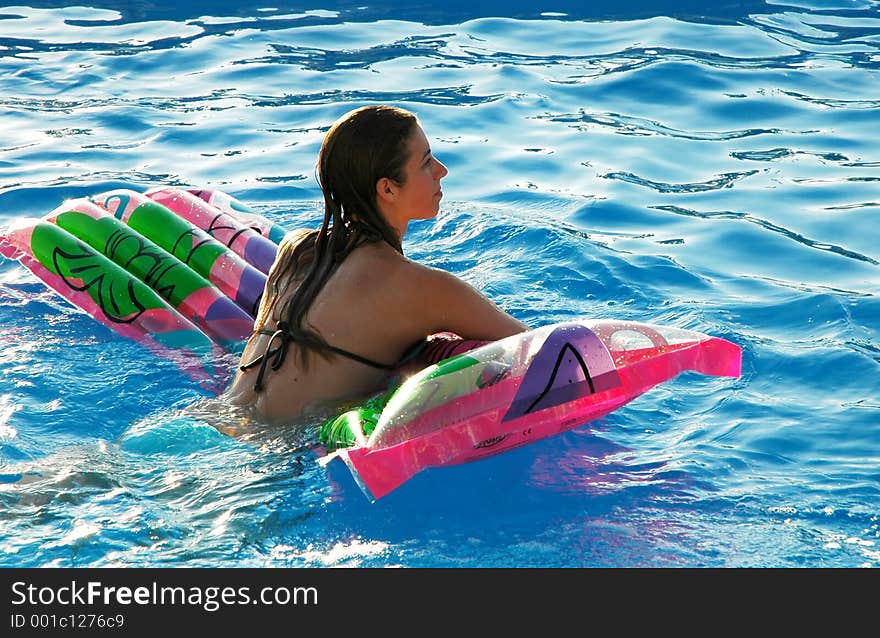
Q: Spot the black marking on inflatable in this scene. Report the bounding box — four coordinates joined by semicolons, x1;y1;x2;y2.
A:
227;227;253;247
207;212;257;248
207;213;237;241
170;229;215;266
52;244;147;324
474;434;510;449
524;342;595;415
104;229;182;304
191;192;266;237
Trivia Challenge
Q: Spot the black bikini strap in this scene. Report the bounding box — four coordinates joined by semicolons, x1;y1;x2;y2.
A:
238;328;288;393
321;342;396;371
239;324;396;392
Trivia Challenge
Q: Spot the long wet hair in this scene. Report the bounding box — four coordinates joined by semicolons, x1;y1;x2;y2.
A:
250;105;419;370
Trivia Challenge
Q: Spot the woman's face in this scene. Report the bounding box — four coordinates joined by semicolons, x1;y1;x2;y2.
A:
392;124;449;221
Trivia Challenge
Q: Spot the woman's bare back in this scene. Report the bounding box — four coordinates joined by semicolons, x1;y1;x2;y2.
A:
225;240;526;423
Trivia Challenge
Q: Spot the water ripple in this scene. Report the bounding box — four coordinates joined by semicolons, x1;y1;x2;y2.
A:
651;204;880;265
249;87;504;107
602;169;761;193
730;147;850;162
0;88;505;114
780;90;880;109
541;110;795;140
258;35;459;72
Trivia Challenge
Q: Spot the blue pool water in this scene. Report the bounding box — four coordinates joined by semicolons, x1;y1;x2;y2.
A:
0;0;878;568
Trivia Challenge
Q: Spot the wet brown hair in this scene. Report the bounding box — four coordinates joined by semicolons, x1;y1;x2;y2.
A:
250;105;419;372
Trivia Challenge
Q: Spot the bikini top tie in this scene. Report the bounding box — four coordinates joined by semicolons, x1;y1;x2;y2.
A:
239;321;396;393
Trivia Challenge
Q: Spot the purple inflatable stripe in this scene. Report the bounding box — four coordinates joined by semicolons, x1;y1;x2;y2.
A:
502;324;621;422
235;265;267;318
204;296;251;322
244;235;278;275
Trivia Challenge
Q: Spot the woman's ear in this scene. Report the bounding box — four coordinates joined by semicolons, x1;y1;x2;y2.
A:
376;177;395;204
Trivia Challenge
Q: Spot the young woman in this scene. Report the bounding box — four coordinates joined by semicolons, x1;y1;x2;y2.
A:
225;105;528;422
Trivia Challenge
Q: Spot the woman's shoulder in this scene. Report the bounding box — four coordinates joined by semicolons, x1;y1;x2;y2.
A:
366;242;455;287
343;240;527;341
347;240;430;278
336;242;452;308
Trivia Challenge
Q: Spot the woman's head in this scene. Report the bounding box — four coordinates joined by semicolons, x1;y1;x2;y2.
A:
317;105;420;251
249;105;445;374
375;120;449;237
